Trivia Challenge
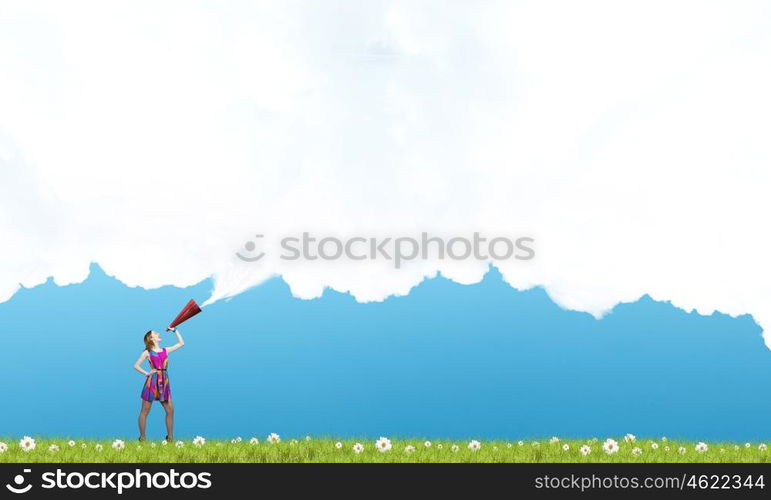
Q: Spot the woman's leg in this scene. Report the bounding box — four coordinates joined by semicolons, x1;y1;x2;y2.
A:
161;400;175;440
138;400;152;440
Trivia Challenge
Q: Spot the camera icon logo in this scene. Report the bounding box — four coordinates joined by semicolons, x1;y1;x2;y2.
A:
5;469;32;494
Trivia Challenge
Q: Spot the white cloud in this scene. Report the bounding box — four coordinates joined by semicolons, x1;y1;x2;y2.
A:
1;1;770;346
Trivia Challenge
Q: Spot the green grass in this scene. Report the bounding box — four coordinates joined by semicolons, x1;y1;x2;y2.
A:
0;436;768;463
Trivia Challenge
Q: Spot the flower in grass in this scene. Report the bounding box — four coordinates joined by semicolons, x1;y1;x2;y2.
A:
468;440;481;451
678;447;687;454
733;445;739;451
353;443;364;454
451;444;459;453
290;439;298;446
664;446;670;452
235;436;242;443
250;437;259;445
231;439;238;444
49;444;59;453
175;441;184;448
507;443;512;448
745;442;751;449
651;443;659;450
376;437;392;453
404;445;416;454
111;439;125;451
424;441;431;448
562;444;570;452
632;447;642;456
437;444;443;450
624;434;636;443
19;436;36;452
0;442;7;454
335;442;343;449
150;443;156;448
695;442;708;453
759;444;767;452
517;441;524;446
81;443;86;449
661;436;667;442
550;436;560;444
161;440;168;446
67;440;75;447
531;441;540;447
305;436;311;442
193;436;206;447
602;439;619;455
95;444;103;451
580;445;591;456
267;433;280;444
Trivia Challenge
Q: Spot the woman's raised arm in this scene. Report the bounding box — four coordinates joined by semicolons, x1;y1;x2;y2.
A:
165;327;185;354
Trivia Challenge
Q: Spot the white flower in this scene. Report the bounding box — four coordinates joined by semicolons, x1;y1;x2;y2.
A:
0;442;7;454
290;439;298;445
305;436;311;442
506;443;512;448
517;441;524;446
661;436;668;442
19;436;36;452
150;443;156;448
745;442;751;448
468;440;481;451
375;437;392;452
451;444;459;452
664;446;670;452
193;436;206;447
175;441;184;448
580;445;591;456
250;437;259;445
161;440;168;446
424;441;431;448
437;443;443;449
335;442;343;449
81;443;86;449
632;447;642;456
230;439;238;444
678;447;687;454
49;444;60;452
353;443;364;454
562;444;570;451
734;445;739;450
404;445;416;454
267;433;281;444
695;442;708;453
111;439;125;451
67;440;75;447
759;443;767;451
550;436;560;444
531;441;540;447
602;439;619;455
624;434;636;443
651;443;659;450
95;444;103;451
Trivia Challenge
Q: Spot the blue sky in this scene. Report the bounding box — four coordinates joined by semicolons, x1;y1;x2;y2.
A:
1;264;768;442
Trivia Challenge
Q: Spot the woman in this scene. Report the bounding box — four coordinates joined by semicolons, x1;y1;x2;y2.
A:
133;327;185;441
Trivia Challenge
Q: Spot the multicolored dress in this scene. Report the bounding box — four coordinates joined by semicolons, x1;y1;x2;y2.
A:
141;348;171;402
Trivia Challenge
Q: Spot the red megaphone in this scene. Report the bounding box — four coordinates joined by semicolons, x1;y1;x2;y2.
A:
167;299;202;330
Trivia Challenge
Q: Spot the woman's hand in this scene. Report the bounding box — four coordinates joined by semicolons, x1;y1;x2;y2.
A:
146;369;157;377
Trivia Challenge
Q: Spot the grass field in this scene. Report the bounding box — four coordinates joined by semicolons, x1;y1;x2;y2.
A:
1;435;769;463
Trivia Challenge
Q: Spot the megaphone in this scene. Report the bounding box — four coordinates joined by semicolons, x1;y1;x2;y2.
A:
167;299;202;330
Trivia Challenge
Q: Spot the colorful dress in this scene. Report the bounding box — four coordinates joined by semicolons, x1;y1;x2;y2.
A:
141;348;171;402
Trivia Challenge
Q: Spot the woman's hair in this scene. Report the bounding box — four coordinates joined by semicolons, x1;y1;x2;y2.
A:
143;330;154;351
